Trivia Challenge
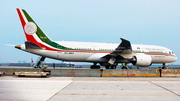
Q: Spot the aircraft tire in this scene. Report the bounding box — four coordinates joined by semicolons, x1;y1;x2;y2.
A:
111;65;116;69
90;65;100;69
96;65;101;69
105;66;110;69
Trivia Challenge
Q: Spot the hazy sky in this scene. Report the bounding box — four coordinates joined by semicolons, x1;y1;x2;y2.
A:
1;0;180;64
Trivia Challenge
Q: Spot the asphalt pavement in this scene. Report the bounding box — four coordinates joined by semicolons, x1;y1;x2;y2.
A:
0;76;180;101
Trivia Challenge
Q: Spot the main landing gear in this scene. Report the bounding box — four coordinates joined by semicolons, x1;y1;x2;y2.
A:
90;63;117;69
90;63;101;69
105;65;117;69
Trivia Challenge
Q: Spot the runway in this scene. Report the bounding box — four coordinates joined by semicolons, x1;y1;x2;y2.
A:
0;76;180;101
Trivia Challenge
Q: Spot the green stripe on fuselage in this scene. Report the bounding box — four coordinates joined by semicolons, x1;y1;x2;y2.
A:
133;51;174;56
46;41;71;50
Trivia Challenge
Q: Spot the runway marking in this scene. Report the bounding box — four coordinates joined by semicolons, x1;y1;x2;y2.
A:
149;81;180;97
47;80;74;101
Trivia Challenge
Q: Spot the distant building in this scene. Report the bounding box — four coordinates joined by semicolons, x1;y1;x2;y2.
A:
9;63;31;67
0;63;9;66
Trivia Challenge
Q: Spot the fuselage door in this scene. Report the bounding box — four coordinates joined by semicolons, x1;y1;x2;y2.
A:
57;45;62;57
93;46;99;53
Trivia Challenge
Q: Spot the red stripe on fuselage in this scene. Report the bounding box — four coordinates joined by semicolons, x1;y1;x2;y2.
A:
25;34;60;51
144;53;176;57
57;50;111;53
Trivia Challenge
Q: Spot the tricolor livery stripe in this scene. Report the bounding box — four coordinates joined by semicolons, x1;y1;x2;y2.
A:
16;8;116;53
17;8;66;51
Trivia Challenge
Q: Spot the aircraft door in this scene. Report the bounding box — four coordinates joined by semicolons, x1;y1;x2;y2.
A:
57;45;62;57
93;46;99;53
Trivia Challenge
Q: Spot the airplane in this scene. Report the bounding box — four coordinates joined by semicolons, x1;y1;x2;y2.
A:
15;8;178;69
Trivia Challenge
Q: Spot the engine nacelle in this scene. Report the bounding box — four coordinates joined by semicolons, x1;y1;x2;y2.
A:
132;55;152;67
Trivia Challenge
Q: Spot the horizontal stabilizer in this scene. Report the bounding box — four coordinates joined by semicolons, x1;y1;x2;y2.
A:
25;41;42;49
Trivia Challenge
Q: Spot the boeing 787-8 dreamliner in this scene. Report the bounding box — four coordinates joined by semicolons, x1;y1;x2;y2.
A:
15;8;177;69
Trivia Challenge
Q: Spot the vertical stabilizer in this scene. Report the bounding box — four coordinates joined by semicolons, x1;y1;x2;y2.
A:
16;8;63;51
16;8;51;43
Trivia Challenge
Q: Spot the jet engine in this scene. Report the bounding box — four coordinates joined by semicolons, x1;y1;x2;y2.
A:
131;54;152;67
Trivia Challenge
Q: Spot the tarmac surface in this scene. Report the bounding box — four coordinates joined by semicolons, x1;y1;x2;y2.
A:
0;76;180;101
1;65;179;69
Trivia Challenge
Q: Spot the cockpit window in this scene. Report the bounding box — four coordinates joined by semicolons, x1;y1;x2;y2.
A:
169;51;171;54
169;51;174;54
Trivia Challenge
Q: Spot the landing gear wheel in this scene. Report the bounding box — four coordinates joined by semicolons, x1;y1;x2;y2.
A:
90;65;94;69
111;65;116;69
90;65;101;69
105;66;110;69
105;65;116;69
96;65;101;69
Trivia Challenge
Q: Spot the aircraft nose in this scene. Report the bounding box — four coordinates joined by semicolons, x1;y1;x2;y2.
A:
172;55;178;62
175;56;178;61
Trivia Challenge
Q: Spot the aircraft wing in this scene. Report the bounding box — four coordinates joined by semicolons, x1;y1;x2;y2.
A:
102;38;133;64
111;38;132;55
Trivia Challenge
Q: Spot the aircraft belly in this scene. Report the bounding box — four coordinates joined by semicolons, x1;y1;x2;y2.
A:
57;52;93;62
26;50;101;62
25;50;177;63
86;53;108;62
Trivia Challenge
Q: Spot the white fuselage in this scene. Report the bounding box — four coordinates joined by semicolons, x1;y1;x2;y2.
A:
22;41;177;64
